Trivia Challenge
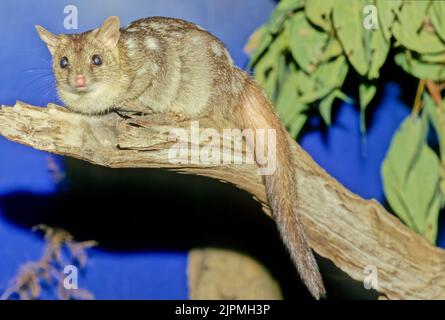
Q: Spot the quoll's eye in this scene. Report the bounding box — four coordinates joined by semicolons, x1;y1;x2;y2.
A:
60;57;69;69
92;54;102;66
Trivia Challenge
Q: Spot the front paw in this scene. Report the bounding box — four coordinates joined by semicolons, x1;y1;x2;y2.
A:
120;101;154;115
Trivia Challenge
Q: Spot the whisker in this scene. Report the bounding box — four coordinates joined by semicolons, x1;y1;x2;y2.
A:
21;68;52;74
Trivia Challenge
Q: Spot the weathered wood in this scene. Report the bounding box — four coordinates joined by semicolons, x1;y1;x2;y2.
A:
1;101;444;299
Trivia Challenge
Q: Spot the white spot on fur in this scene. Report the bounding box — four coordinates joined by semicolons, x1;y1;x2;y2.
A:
169;31;182;38
126;38;138;55
150;23;163;30
144;37;159;50
211;42;223;57
196;24;206;31
127;27;139;32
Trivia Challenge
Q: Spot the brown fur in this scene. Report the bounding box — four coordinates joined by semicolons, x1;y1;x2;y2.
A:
36;16;325;298
236;78;325;299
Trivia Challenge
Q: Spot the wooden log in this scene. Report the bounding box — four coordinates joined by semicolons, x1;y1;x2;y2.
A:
1;101;444;299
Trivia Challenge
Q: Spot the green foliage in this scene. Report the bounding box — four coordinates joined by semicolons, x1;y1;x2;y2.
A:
395;51;445;81
381;114;441;243
247;0;445;243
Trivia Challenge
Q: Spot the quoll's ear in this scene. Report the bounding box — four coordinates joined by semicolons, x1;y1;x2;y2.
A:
96;16;121;50
35;25;60;55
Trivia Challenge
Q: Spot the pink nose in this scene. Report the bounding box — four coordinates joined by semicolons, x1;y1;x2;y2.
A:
74;75;86;87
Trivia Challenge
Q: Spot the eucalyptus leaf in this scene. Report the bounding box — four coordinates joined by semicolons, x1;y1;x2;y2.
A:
333;0;369;76
381;115;441;243
386;116;427;184
423;93;445;160
252;53;271;87
253;29;288;95
395;51;445;81
423;93;440;142
319;89;351;125
295;68;326;103
423;94;445;217
405;143;440;241
359;82;376;134
419;51;445;64
321;36;343;61
289;12;329;73
268;0;305;34
335;90;353;104
289;113;308;138
424;190;441;243
264;67;278;100
319;93;334;125
305;0;335;31
392;1;445;54
275;69;308;138
376;0;403;40
247;26;273;69
359;82;377;111
428;0;445;43
276;70;300;122
297;55;348;104
367;26;390;79
277;54;288;90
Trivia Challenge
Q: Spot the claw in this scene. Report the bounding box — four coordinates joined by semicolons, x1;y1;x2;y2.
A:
168;111;187;122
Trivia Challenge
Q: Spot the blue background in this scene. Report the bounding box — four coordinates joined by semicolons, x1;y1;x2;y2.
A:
0;0;441;299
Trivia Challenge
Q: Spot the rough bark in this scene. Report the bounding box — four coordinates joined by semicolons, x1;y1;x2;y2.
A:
1;101;444;299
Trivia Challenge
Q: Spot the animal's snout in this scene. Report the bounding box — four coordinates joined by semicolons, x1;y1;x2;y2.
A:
74;75;86;87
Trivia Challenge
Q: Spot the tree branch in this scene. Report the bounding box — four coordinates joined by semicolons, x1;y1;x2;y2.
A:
1;101;444;299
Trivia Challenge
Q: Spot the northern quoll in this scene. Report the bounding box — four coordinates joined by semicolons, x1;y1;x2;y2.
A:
36;16;325;298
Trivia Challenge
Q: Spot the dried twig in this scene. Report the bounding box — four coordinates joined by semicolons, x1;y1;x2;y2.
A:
1;225;96;300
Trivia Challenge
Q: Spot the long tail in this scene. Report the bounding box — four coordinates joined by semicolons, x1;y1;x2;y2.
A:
232;77;326;299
